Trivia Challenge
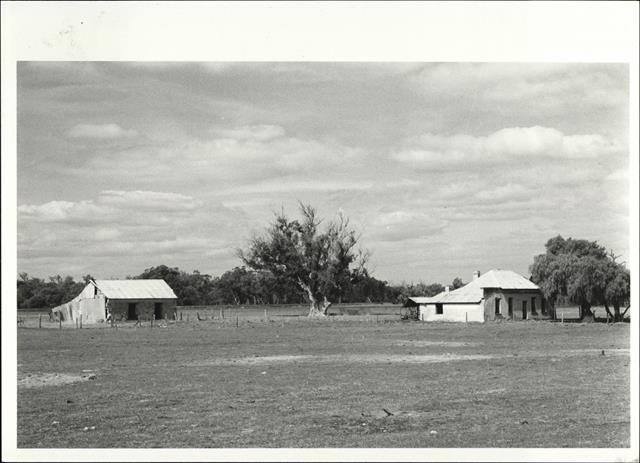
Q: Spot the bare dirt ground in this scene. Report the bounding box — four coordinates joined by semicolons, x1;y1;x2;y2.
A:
16;319;630;448
17;372;96;389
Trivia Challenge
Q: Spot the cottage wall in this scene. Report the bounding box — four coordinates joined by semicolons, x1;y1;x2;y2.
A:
107;298;177;322
483;289;544;321
420;302;484;322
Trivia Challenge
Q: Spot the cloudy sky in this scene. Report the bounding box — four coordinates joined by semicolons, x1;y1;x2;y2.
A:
17;62;629;284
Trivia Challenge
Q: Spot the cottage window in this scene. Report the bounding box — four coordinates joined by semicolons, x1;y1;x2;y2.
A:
435;303;443;315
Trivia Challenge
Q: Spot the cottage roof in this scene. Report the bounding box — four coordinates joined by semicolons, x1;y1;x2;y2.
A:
409;269;539;305
93;279;177;300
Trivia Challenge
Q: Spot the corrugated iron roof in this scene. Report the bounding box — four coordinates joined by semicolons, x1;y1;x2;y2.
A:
93;279;177;300
410;269;539;304
477;269;539;290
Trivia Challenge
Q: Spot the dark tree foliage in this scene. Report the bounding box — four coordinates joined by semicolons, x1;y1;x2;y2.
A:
392;282;445;305
17;273;85;309
530;235;630;322
133;265;216;306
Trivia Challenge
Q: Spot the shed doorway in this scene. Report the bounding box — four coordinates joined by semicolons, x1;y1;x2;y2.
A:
154;302;163;320
127;303;137;320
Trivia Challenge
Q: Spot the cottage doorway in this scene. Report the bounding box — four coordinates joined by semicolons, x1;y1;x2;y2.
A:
522;300;527;320
508;298;513;318
127;303;137;320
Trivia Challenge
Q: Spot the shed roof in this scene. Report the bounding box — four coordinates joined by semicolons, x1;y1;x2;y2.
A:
409;269;539;305
93;279;177;300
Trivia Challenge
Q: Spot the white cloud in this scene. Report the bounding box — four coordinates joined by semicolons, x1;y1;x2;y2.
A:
18;200;103;223
412;63;627;109
17;190;250;278
98;190;200;211
371;211;448;242
18;190;201;224
67;123;137;139
211;124;286;141
65;131;366;189
474;184;532;202
392;126;620;170
94;228;121;241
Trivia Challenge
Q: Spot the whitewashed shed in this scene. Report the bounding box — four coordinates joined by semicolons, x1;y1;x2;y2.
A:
51;279;177;324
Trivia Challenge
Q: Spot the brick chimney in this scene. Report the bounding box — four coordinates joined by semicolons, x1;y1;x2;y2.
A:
445;286;450;293
473;270;480;280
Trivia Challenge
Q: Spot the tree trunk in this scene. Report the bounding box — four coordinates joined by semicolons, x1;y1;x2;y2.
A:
308;298;332;317
579;303;595;322
621;304;630;319
547;300;556;320
613;303;622;322
603;302;614;321
299;280;331;317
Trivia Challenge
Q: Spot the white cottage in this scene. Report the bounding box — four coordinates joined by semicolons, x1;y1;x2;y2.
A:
407;269;547;323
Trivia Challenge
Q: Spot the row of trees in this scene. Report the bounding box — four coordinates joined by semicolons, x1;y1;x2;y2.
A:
16;264;464;310
17;273;91;310
18;205;630;321
530;235;630;322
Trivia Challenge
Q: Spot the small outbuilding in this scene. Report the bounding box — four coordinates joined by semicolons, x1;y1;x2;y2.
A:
51;279;178;324
406;269;548;323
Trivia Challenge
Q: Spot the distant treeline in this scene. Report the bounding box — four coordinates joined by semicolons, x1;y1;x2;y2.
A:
17;265;465;309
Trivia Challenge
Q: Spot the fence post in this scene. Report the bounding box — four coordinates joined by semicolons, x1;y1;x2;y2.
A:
39;315;42;329
76;318;79;329
465;312;468;323
236;314;239;328
264;307;268;322
151;314;154;328
80;314;82;329
220;308;224;320
180;311;183;321
561;311;564;324
59;318;62;330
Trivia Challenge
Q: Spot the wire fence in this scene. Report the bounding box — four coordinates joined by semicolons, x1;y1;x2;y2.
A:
16;303;404;329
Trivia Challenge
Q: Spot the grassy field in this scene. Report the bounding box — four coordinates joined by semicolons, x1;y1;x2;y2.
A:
16;317;630;448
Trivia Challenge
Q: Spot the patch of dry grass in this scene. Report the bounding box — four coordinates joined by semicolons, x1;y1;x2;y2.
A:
16;319;630;448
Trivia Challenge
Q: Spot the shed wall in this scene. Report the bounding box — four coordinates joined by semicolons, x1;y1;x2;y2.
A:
107;299;177;321
419;302;484;322
79;296;106;323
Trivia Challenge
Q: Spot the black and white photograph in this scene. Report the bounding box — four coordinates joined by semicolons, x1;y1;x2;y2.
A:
2;2;638;462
